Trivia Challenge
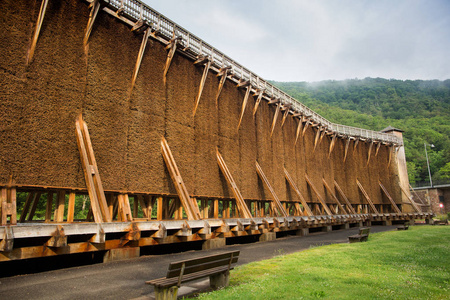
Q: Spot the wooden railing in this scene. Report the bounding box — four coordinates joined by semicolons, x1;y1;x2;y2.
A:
101;0;402;145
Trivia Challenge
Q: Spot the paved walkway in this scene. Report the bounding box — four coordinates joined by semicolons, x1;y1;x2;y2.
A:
0;226;397;299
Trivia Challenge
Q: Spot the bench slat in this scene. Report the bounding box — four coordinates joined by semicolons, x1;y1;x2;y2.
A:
167;256;238;278
146;265;233;288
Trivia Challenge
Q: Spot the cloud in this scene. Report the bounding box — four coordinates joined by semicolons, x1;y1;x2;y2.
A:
144;0;450;82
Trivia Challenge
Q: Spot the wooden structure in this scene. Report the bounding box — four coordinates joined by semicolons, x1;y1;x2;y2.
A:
0;0;433;265
146;251;239;300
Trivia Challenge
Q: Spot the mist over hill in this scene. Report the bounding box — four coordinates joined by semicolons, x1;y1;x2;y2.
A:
273;78;450;185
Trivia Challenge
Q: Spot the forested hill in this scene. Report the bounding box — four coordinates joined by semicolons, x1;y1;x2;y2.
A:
272;78;450;185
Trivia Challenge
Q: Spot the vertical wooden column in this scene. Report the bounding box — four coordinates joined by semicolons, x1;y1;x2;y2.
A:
19;192;35;223
67;192;76;222
54;191;66;222
1;186;17;225
117;194;133;222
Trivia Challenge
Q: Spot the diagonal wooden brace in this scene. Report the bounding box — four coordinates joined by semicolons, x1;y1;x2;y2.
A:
27;0;49;65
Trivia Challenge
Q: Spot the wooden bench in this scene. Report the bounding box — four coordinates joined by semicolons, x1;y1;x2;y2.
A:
348;227;370;243
397;221;410;230
146;251;239;300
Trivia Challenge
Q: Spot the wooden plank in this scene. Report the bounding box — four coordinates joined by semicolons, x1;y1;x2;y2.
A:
161;138;201;220
305;174;333;215
117;194;133;222
283;168;313;216
67;192;76;223
130;28;151;93
379;181;402;214
216;150;252;218
270;103;281;137
237;86;252;130
27;0;49;65
356;179;379;214
193;59;211;116
333;180;356;214
255;162;288;217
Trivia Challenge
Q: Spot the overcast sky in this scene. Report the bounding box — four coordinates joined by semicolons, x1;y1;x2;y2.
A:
144;0;450;82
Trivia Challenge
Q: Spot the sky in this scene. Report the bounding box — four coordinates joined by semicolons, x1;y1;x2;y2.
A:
144;0;450;83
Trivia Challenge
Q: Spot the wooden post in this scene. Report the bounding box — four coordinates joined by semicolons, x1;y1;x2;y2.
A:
130;28;151;93
45;192;53;223
157;196;163;220
67;192;76;222
27;192;42;221
1;187;17;225
54;191;65;222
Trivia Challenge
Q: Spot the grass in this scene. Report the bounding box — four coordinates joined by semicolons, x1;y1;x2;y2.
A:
193;226;450;300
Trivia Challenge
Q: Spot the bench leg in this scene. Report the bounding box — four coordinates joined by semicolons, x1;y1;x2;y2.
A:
210;271;230;289
154;286;178;300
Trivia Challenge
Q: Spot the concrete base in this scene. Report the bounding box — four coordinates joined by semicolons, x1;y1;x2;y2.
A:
259;232;276;242
154;286;178;300
343;223;350;229
210;272;230;289
363;221;371;227
322;225;332;232
296;228;309;236
202;238;226;250
103;247;140;263
382;220;392;226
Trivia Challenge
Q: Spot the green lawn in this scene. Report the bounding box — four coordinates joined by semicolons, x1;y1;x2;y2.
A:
194;226;450;300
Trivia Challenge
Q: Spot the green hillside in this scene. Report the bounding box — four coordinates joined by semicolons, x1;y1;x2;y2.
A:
273;78;450;185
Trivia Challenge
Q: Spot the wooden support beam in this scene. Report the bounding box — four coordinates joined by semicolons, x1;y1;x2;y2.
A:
193;59;211;116
322;179;346;214
27;192;42;221
353;139;359;151
343;137;351;163
161;137;201;220
237;85;252;130
375;142;381;157
379;181;402;214
281;105;290;127
333;180;356;214
270;103;281;137
83;0;101;46
1;186;17;226
19;192;35;223
252;90;264;116
399;185;421;213
255;162;288;217
67;192;76;223
130;28;151;93
216;150;253;218
194;55;210;65
268;97;280;105
163;37;181;85
237;80;250;88
328;134;337;158
294;118;303;146
313;128;321;151
215;68;229;105
388;145;394;167
157;197;163;220
283;168;313;216
75;115;111;223
356;179;379;214
305;174;333;215
27;0;49;65
117;194;133;222
302;120;310;137
367;141;374;166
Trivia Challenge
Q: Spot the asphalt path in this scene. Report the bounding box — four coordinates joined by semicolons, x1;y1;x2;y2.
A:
0;225;397;299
